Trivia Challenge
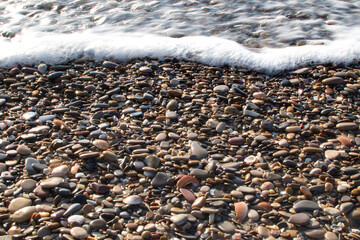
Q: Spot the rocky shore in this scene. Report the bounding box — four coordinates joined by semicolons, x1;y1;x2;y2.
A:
0;58;359;240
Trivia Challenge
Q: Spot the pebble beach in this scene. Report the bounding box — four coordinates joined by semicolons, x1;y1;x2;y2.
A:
0;58;359;239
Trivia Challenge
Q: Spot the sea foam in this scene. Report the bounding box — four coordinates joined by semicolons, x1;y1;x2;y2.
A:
0;28;359;73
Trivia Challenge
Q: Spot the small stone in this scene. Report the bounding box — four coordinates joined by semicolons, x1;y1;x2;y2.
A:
52;165;69;177
40;177;64;188
8;197;32;213
170;214;188;225
90;183;110;194
17;145;32;155
103;151;117;161
123;195;142;205
90;219;107;230
12;206;36;223
257;226;269;238
340;202;353;214
70;227;88;239
325;232;339;240
322;77;344;85
350;208;360;221
190;169;208;178
285;126;301;133
289;213;310;225
228;137;244;145
224;106;238;114
325;150;340;160
37;226;51;238
305;229;326;239
214;85;229;93
151;172;170;187
190;141;208;159
336;122;358;131
293;200;320;212
92;139;110;150
25;157;40;175
145;155;160;168
21;179;37;192
166;100;178;111
218;221;236;234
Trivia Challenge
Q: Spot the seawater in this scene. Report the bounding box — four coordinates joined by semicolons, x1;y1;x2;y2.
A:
0;0;359;72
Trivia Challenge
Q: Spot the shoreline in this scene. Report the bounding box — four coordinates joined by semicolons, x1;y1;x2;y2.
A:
0;58;359;239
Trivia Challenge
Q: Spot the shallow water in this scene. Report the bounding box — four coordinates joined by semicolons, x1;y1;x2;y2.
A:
0;0;359;72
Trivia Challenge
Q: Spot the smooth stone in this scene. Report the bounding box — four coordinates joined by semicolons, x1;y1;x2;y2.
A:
261;119;274;131
123;195;142;205
70;227;88;239
248;209;259;221
33;186;50;198
139;66;152;73
322;77;344;85
63;203;81;218
325;150;340;160
289;213;310;225
37;226;51;238
90;183;111;194
243;109;260;117
228;137;244;145
293;200;320;212
170;214;188;225
40;177;64;188
324;207;341;216
216;122;226;132
52;165;69;177
224;106;238;114
29;125;50;134
305;229;326;239
8;197;32;213
325;232;339;240
151;172;170;188
218;221;236;234
103;151;117;162
12;206;36;223
166;111;178;120
22;112;37;120
68;215;85;225
166;100;178;111
350;208;360;221
257;226;269;237
340;202;353;214
214;85;229;93
145;155;160;168
25;157;40;174
155;132;167;142
285;126;301;132
90;219;107;229
92;139;109;150
336;122;358;131
21;179;37;192
190;169;208;178
237;186;256;194
303;147;323;153
17;144;32;155
190;141;208;159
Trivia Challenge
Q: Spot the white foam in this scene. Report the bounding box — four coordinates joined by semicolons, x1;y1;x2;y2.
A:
0;28;359;73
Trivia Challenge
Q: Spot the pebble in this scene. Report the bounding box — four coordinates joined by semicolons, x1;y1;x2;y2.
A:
12;206;36;223
288;213;310;225
170;214;188;225
8;197;32;213
190;141;208;159
293;200;320;212
70;227;88;239
151;172;170;187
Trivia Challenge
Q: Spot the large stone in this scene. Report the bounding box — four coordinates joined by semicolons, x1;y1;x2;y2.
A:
293;200;320;212
151;172;170;188
289;213;310;225
190;141;208;159
336;122;358;131
8;197;32;213
12;206;36;223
